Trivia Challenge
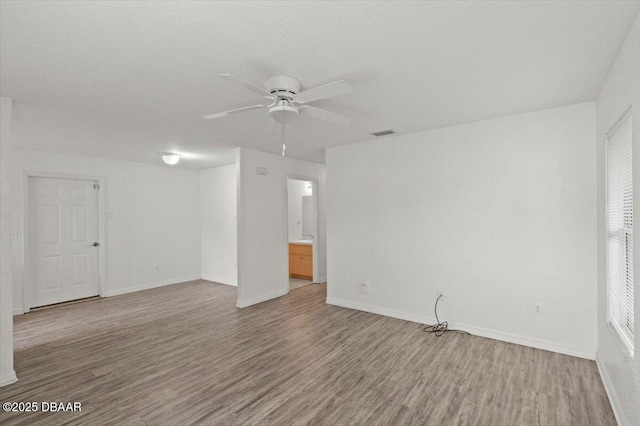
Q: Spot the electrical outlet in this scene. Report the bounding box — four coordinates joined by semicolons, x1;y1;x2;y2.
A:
436;288;445;299
533;303;543;315
359;280;369;293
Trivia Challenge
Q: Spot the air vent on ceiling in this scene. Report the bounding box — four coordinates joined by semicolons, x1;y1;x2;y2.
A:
370;129;395;137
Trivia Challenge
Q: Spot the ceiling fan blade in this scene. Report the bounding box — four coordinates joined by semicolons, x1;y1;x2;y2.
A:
295;80;353;104
203;104;266;119
219;74;274;99
300;105;354;127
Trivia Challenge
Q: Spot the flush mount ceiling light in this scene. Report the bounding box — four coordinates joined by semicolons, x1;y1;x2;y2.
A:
161;153;181;165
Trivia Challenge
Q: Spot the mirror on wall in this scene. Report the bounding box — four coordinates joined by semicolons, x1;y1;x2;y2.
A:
287;179;314;242
302;195;314;239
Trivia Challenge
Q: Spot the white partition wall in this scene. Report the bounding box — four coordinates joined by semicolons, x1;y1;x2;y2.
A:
236;148;326;307
201;163;238;286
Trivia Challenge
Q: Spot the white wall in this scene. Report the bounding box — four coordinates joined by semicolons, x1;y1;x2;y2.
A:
7;102;201;312
237;148;326;307
201;164;238;286
287;179;312;242
326;102;597;359
595;13;640;426
0;97;17;386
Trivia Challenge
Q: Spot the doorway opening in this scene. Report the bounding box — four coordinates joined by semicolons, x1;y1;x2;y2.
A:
286;177;317;291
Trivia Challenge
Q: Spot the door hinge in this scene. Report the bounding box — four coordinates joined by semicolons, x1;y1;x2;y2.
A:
93;182;100;190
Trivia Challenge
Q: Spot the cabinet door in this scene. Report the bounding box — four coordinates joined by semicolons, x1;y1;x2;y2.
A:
289;254;302;276
301;255;313;279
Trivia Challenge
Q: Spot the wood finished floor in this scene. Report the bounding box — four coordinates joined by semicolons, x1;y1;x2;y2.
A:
1;280;615;426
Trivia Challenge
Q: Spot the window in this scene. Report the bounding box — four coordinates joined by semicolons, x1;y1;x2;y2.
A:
606;109;634;356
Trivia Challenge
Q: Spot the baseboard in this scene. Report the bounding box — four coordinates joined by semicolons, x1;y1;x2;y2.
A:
0;370;18;387
326;297;438;326
237;288;288;308
325;297;596;360
316;276;327;283
104;275;201;297
201;274;237;287
13;308;23;316
596;357;629;426
452;320;595;360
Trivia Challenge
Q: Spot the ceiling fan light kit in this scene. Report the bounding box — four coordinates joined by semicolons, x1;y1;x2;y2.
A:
270;100;299;124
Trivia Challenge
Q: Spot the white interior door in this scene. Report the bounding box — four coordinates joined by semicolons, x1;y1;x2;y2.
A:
28;177;100;308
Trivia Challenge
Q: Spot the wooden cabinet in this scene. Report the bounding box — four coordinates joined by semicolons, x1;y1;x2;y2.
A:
289;243;313;280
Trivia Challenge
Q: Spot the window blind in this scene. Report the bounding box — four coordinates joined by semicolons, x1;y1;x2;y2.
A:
607;109;634;354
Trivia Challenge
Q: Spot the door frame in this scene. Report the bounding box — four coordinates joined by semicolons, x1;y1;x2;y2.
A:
284;175;319;287
22;171;107;313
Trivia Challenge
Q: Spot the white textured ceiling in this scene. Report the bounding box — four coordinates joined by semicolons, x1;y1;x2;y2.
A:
1;1;638;169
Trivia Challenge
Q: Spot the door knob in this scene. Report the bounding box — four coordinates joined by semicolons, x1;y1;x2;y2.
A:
92;242;100;247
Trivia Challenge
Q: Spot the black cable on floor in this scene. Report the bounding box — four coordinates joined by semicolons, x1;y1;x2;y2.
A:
423;294;449;336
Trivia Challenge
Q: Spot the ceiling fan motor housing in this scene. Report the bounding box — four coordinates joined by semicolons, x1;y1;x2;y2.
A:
265;76;301;100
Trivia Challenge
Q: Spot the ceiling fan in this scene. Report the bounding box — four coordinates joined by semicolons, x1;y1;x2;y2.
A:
204;74;354;127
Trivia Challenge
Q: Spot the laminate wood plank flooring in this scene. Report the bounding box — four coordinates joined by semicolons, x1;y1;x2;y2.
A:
0;280;615;425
